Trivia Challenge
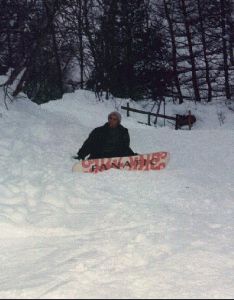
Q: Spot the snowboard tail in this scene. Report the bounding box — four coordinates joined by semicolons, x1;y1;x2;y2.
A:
72;152;170;173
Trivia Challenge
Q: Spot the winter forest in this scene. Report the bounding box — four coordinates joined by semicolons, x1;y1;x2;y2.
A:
1;0;233;104
0;1;234;299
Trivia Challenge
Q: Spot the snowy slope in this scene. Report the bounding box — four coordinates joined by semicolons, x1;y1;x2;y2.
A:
0;89;234;298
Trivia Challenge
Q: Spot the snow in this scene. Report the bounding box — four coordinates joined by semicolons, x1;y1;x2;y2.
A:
0;89;234;298
0;75;8;85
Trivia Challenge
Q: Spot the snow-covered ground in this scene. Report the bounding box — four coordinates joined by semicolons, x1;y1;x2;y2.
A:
0;88;234;298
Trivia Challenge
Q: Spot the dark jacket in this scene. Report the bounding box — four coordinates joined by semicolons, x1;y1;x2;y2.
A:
78;123;135;159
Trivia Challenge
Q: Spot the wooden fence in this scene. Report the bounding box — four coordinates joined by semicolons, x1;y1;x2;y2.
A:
121;103;194;130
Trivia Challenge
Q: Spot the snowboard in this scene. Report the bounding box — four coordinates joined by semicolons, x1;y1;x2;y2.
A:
72;152;170;173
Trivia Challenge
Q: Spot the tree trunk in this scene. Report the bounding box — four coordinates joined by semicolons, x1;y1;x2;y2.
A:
77;0;84;89
6;27;12;68
197;0;212;102
83;0;102;95
122;2;134;99
44;1;64;95
181;0;201;102
164;0;183;104
220;0;231;99
226;0;234;66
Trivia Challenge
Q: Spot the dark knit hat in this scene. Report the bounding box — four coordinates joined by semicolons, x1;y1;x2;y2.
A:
108;111;122;123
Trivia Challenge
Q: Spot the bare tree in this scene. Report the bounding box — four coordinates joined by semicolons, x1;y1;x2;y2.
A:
220;0;231;99
180;0;201;102
163;0;183;103
197;0;212;102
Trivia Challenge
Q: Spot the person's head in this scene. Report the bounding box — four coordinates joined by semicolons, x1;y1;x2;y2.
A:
108;111;122;128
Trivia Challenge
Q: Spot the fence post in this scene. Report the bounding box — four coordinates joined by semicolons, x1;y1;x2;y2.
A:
127;102;130;117
188;110;192;130
175;114;179;130
148;113;151;126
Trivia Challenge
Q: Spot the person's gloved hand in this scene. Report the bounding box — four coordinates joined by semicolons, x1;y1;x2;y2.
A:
72;155;83;160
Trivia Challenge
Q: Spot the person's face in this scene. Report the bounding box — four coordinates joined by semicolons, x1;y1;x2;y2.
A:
108;114;119;128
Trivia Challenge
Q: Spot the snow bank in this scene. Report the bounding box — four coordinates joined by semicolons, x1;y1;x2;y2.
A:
0;89;233;298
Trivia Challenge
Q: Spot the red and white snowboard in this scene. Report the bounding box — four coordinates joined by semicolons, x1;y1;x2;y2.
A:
72;152;170;173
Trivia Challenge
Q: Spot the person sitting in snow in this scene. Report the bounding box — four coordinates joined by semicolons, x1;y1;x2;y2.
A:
74;111;136;160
